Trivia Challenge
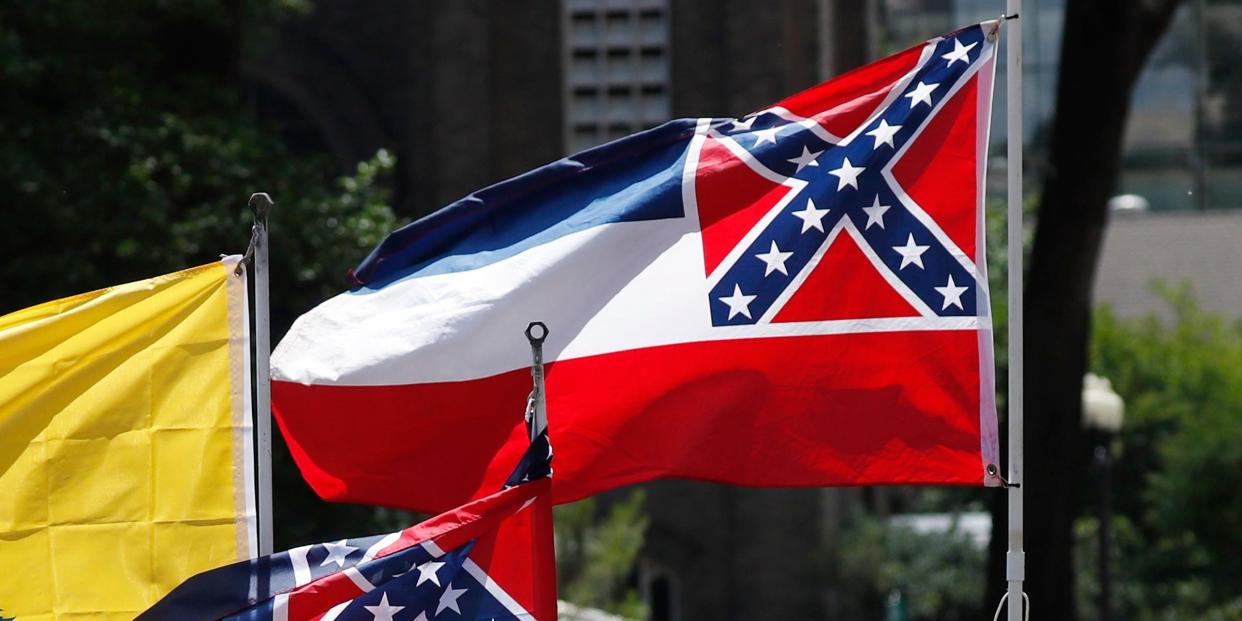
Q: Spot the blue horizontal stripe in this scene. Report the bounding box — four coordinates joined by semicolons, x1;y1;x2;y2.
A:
349;119;698;289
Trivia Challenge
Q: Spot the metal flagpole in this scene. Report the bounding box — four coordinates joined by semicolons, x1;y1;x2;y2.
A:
250;192;275;556
1005;4;1026;620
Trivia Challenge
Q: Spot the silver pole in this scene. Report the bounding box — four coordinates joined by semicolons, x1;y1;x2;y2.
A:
1005;5;1025;621
250;192;274;556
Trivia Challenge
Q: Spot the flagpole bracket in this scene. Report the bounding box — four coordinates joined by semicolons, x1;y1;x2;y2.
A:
987;14;1018;41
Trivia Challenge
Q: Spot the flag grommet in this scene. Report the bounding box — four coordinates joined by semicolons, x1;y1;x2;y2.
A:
525;321;549;344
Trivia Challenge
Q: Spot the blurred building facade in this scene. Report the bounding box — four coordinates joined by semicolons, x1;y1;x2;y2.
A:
247;0;1242;218
878;0;1242;318
243;0;1242;619
244;0;839;221
880;0;1242;213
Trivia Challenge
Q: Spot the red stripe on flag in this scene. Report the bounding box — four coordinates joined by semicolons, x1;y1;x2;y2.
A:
273;329;985;514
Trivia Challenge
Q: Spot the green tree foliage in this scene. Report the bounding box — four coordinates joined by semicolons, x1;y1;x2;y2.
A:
0;1;406;547
0;1;398;319
827;512;985;621
1084;284;1242;619
555;491;648;619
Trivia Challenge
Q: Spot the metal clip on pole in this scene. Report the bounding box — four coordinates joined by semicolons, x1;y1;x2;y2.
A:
525;322;549;442
236;193;273;276
986;463;1021;488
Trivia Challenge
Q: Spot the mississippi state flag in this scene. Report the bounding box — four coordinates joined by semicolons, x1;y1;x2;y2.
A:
138;432;555;621
272;22;1003;512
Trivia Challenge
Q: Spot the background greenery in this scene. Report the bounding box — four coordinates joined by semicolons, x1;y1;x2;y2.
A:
0;1;397;318
822;283;1242;620
1082;286;1242;620
0;0;416;551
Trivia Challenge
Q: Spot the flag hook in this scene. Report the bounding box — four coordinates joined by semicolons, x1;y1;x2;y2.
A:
236;193;274;277
986;463;1021;488
525;322;549;442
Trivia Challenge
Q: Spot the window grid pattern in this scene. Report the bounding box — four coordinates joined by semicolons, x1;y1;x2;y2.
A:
563;0;671;154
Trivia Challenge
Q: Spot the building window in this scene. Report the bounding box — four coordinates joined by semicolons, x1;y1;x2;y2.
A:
563;0;671;153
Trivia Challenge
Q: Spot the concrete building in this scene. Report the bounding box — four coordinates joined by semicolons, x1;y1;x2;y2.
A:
1094;210;1242;321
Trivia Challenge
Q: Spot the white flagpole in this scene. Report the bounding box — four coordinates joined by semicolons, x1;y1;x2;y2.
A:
250;192;275;556
1005;4;1026;620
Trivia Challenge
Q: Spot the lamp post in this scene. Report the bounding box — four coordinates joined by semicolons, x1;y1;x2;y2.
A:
1082;373;1125;621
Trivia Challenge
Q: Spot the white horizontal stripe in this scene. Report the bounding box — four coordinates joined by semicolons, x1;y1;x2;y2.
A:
273;217;981;387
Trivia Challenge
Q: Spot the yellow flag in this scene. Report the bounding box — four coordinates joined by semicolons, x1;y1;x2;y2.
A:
0;258;257;620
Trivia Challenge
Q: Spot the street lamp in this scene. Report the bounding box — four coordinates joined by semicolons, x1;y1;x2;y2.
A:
1082;373;1125;621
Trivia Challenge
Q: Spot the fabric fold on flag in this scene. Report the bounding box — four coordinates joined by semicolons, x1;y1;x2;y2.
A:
0;258;257;619
272;22;1003;513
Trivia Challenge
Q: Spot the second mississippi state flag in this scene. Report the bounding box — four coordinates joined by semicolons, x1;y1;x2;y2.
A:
272;22;1003;512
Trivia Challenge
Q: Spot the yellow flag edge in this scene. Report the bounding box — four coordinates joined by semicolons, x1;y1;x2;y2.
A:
223;255;259;561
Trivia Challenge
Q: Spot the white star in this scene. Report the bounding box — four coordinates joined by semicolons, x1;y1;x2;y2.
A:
893;234;930;269
412;613;429;621
935;274;969;310
865;119;902;149
729;116;756;132
752;126;781;146
415;560;445;587
436;582;468;616
828;157;865;191
904;81;939;108
319;540;357;568
941;38;978;66
786;145;822;172
718;284;757;320
364;593;405;621
791;198;829;233
755;241;794;276
861;195;891;230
